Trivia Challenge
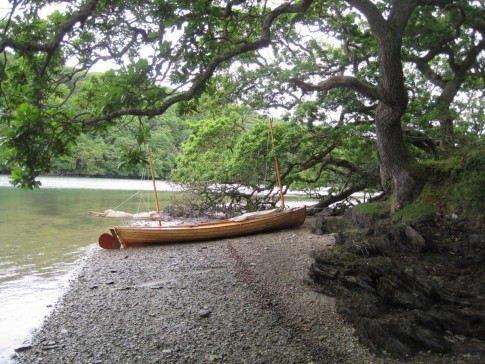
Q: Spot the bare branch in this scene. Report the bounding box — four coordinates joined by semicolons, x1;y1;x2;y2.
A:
290;75;385;103
344;0;387;37
307;183;367;214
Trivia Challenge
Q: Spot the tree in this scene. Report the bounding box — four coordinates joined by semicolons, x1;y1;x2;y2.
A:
212;0;484;207
172;100;380;211
1;0;483;211
289;0;456;207
0;0;313;188
405;1;485;150
50;107;189;178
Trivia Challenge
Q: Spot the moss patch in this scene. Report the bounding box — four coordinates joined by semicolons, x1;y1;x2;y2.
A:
353;202;389;217
406;154;427;184
392;200;436;225
393;143;485;226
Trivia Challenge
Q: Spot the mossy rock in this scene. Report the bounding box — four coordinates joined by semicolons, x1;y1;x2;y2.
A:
310;215;354;235
345;202;390;228
421;146;484;225
422;157;460;184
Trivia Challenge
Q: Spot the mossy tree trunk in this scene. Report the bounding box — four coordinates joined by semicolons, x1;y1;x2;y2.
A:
353;0;425;207
375;103;423;208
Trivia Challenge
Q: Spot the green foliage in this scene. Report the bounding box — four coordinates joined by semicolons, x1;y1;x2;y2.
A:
72;61;169;116
228;121;275;187
172;104;381;209
172;107;263;185
1;0;293;187
49;109;188;179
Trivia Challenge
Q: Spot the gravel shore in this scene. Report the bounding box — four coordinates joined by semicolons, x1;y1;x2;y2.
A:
13;218;460;363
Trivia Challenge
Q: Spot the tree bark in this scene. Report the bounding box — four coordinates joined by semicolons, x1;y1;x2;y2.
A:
375;103;421;207
375;31;423;207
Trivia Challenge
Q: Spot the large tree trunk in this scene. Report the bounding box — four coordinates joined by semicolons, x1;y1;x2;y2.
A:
375;104;421;207
375;32;423;207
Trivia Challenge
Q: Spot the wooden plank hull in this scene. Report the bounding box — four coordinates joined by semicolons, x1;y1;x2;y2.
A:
102;207;306;249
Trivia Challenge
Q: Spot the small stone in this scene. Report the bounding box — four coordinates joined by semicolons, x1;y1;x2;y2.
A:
149;286;164;290
14;345;32;353
115;286;132;291
42;344;63;350
207;354;222;362
198;309;211;318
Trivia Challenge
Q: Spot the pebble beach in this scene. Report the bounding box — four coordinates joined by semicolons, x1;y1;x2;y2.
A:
13;217;466;363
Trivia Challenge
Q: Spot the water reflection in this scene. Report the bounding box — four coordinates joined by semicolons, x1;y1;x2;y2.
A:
0;176;174;362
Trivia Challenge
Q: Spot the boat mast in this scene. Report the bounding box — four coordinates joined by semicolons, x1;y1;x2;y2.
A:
147;144;161;214
269;118;286;209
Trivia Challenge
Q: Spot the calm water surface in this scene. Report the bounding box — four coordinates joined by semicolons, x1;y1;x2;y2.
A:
0;175;175;362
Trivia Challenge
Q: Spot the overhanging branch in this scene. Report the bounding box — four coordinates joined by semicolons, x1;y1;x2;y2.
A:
290;75;385;103
80;0;315;126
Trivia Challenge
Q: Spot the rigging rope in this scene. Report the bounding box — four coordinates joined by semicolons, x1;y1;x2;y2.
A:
136;169;152;213
112;190;144;211
110;168;153;213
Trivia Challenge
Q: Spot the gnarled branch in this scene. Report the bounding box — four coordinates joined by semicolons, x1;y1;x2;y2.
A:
290;75;386;103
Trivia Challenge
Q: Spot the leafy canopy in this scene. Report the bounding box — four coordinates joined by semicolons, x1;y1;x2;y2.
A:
0;0;483;212
1;0;313;188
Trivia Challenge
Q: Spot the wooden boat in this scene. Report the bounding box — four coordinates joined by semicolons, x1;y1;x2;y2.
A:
98;206;306;249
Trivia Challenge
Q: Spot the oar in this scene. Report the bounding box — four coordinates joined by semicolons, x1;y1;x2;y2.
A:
269;117;286;209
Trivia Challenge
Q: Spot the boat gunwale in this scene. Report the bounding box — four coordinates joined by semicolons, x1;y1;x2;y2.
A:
113;207;306;231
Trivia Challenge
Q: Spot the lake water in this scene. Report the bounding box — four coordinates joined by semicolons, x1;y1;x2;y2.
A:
0;175;176;362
